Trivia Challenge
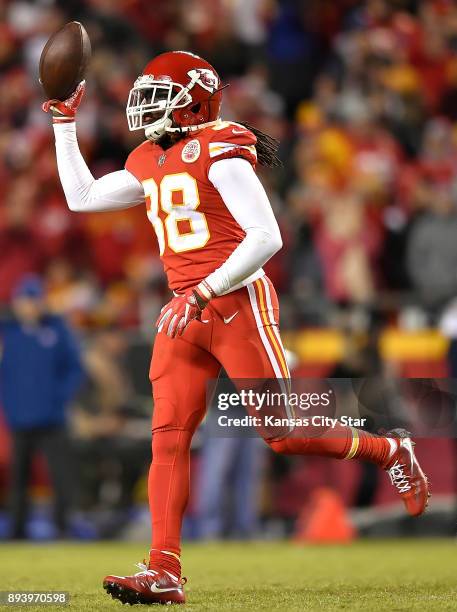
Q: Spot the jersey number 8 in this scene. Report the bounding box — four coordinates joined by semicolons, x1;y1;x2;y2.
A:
143;172;210;255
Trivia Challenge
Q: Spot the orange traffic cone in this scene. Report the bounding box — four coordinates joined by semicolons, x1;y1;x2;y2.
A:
294;487;356;543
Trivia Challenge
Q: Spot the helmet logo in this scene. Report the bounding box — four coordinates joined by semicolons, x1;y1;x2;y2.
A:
182;139;201;163
187;68;219;93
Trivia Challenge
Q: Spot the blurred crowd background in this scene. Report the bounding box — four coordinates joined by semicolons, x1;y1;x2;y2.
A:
1;0;457;541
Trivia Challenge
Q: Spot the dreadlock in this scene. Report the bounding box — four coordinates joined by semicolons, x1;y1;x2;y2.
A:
239;122;282;168
207;84;280;167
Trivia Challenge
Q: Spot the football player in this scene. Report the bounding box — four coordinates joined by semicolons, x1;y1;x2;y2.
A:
43;51;429;605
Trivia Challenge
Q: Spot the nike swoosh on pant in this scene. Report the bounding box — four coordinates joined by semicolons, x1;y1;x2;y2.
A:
223;311;239;324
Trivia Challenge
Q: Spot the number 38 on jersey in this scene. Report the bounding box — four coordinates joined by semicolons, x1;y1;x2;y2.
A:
143;172;210;255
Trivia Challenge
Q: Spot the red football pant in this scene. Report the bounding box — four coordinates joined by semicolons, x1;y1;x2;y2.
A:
148;276;391;575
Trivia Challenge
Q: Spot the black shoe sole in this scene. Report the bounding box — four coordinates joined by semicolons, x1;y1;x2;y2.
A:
104;582;143;605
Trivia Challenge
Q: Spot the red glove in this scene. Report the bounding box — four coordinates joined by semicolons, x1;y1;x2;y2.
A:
42;80;86;124
156;281;215;339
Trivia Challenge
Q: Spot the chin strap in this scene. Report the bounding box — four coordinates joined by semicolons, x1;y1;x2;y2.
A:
166;119;220;134
144;117;173;141
145;119;221;142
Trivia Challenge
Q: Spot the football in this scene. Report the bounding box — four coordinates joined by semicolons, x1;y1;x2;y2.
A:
39;21;91;100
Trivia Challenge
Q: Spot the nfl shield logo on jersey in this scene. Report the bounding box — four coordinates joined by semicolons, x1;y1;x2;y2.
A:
182;139;201;163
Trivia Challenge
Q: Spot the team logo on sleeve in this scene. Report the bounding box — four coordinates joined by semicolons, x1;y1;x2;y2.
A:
182;139;201;163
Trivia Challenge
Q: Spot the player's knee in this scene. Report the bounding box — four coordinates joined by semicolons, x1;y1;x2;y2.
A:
152;428;193;462
151;398;206;437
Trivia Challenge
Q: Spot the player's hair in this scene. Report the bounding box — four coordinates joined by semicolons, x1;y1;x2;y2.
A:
208;85;282;168
239;122;282;168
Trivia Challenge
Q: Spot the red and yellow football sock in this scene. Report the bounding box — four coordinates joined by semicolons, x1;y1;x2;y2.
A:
149;549;181;579
268;424;396;466
347;427;397;465
148;429;193;578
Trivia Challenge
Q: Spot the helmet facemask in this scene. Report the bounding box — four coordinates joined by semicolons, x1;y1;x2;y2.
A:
126;67;222;142
126;75;192;141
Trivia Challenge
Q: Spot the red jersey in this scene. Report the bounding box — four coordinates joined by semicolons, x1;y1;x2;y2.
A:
125;121;257;292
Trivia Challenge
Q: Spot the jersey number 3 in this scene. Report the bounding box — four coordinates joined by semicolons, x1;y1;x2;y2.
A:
143;172;210;255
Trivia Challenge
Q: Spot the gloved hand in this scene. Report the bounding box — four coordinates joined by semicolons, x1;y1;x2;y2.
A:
156;281;215;338
42;80;86;124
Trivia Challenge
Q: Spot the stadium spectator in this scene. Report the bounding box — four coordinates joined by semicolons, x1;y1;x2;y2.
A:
72;326;150;536
0;275;84;538
196;376;265;539
196;431;265;539
0;179;44;304
407;184;457;315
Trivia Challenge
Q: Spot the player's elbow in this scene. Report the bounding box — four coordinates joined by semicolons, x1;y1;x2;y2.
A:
63;180;95;212
269;229;283;255
250;227;283;258
66;199;84;212
262;228;283;257
66;187;94;211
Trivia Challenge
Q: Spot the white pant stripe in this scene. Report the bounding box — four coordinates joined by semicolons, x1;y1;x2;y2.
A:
260;276;291;379
271;324;291;379
260;276;276;326
247;282;293;428
254;280;293;422
247;283;282;379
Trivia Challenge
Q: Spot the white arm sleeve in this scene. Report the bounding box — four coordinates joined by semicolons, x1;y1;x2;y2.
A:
206;157;282;295
53;123;145;212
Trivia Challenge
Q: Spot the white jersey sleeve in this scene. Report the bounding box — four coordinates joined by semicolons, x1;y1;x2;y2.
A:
206;157;282;295
53;123;145;212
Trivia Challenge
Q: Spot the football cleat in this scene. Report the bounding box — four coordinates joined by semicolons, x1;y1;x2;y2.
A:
103;563;186;605
384;428;430;517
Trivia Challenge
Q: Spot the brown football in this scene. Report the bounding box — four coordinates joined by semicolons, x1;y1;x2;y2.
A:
39;21;91;100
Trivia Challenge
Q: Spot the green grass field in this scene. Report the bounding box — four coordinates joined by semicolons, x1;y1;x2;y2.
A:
0;540;456;611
